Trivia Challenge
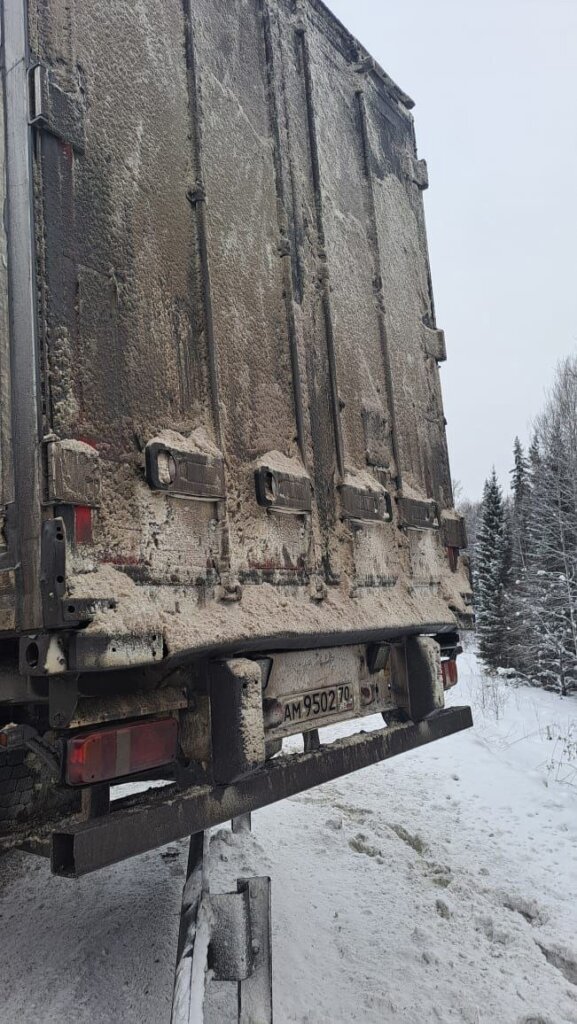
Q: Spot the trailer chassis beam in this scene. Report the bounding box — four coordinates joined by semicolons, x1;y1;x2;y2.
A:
50;706;472;877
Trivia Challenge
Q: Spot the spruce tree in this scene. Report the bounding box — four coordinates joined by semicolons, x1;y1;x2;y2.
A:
525;420;577;693
506;438;530;673
475;356;577;692
528;431;541;481
521;359;577;694
511;437;529;520
475;469;510;670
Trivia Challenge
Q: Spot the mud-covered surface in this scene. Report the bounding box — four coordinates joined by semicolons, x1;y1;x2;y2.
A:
24;0;471;656
0;88;13;508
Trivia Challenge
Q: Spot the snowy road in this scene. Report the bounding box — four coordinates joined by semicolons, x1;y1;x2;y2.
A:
1;649;576;1023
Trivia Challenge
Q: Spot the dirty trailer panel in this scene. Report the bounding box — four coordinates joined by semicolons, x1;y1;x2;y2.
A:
2;0;471;664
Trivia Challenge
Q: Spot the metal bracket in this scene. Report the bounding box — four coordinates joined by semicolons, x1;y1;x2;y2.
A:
19;625;163;678
303;730;320;753
29;64;85;152
172;829;273;1024
422;325;447;363
366;643;391;675
39;519;101;630
209;660;266;784
236;877;273;1022
210;885;254;981
20;633;67;677
46;439;101;507
39;512;122;634
397;497;439;531
441;513;468;551
340;484;391;523
390;636;444;722
146;440;225;500
232;814;253;835
61;598;116;625
255;465;312;514
67;630;164;673
49;675;79;729
40;518;68;628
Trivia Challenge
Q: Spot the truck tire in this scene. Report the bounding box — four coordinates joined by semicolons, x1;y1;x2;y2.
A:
0;749;37;824
0;749;80;826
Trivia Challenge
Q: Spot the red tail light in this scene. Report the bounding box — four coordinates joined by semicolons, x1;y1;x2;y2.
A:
66;718;178;785
74;505;93;545
441;659;458;689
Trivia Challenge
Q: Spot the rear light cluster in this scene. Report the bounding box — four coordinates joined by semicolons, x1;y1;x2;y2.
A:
66;717;178;785
441;659;458;690
73;504;93;545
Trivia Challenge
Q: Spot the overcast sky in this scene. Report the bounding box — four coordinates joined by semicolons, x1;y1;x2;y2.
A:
326;0;577;499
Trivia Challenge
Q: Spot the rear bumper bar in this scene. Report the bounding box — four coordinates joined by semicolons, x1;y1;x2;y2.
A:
51;706;472;877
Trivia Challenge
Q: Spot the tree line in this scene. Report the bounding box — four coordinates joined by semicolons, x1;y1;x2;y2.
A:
472;355;577;694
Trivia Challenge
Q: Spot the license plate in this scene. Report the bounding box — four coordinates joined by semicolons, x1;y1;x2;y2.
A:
281;684;355;729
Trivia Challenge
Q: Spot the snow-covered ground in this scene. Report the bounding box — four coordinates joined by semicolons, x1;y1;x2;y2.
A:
1;647;576;1023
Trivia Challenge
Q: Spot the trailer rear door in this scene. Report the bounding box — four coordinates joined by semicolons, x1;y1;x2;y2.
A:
1;0;471;657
